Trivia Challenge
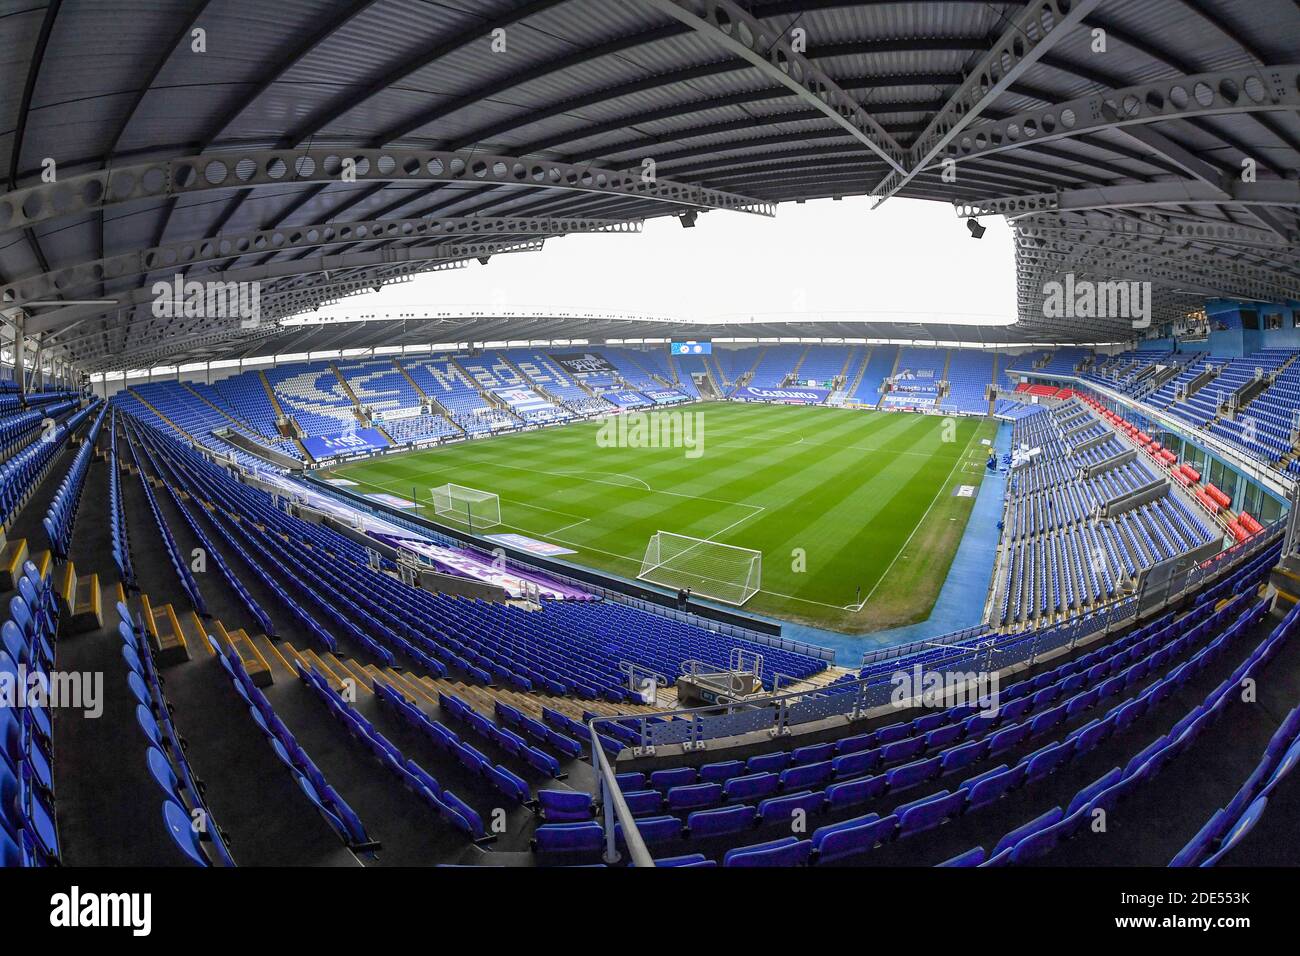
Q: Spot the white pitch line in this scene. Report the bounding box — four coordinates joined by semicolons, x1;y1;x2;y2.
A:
843;425;982;612
547;516;590;535
551;470;653;491
335;418;987;617
409;454;761;510
338;472;753;570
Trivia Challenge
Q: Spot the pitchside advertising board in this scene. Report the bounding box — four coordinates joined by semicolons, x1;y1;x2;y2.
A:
733;385;830;405
671;341;711;355
301;427;392;458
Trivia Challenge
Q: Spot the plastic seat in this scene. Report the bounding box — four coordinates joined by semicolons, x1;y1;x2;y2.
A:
655;853;716;867
649;766;696;791
745;751;790;774
779;760;833;791
616;815;680;848
938;846;985;867
982;806;1065;867
885;756;941;792
791;742;835;765
622;790;665;816
697;760;745;784
666;782;722;812
533;822;604;856
0;826;25;867
163;799;209;866
832;749;879;778
537;789;593;822
723;836;812;867
811;813;898;864
687;804;756;838
898;789;965;838
723;772;779;803
1202;796;1268;867
757;789;826;826
825;773;886;810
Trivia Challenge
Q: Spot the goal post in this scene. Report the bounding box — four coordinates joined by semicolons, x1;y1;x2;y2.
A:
637;531;761;606
431;483;501;530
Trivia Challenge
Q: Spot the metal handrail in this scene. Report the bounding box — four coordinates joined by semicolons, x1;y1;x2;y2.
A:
588;717;655;867
618;660;668;695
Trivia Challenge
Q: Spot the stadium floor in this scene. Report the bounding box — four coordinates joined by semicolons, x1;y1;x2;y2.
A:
326;403;997;633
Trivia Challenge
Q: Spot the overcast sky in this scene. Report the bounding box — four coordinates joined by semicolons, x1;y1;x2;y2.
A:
308;195;1017;327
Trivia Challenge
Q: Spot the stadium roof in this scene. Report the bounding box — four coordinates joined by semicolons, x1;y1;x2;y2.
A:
2;0;1298;372
186;311;1057;366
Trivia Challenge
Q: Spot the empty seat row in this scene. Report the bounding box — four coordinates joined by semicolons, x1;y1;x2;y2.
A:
1;560;60;866
119;604;235;866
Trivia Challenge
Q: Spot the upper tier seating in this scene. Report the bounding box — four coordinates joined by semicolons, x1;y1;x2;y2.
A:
503;351;612;415
852;346;898;405
402;358;511;434
748;346;805;388
797;346;852;386
335;360;421;418
211;372;287;441
941;351;995;414
1037;347;1091;377
265;363;359;437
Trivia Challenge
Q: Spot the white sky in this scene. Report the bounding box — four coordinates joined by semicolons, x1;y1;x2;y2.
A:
309;195;1017;326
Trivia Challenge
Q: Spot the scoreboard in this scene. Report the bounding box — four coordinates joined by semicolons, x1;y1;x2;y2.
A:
670;341;711;355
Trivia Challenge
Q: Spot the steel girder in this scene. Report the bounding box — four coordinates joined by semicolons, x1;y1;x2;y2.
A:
1016;212;1292;250
1014;236;1296;299
956;180;1300;221
1014;242;1286;304
1015;222;1300;282
50;256;470;357
76;323;283;373
639;0;907;173
1017;221;1300;280
1019;227;1294;291
0;147;774;234
919;65;1300;174
0;217;638;307
31;238;545;341
47;259;470;357
870;0;1105;204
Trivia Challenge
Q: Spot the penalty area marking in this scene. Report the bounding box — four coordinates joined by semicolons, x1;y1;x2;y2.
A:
335;472;758;570
550;470;653;491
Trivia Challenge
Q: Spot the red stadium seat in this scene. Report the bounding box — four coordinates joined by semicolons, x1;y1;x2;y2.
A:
1205;484;1232;508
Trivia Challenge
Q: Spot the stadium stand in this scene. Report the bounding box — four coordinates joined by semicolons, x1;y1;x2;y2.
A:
7;0;1300;892
852;346;899;407
941;351;996;414
264;363;363;438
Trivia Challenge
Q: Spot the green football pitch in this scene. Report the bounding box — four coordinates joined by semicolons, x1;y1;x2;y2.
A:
324;402;998;633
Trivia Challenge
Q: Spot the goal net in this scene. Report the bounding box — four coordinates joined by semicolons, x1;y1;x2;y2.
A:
431;483;501;530
637;531;761;606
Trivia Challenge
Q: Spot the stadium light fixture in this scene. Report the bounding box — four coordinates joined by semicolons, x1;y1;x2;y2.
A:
967;218;986;239
679;210;698;228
